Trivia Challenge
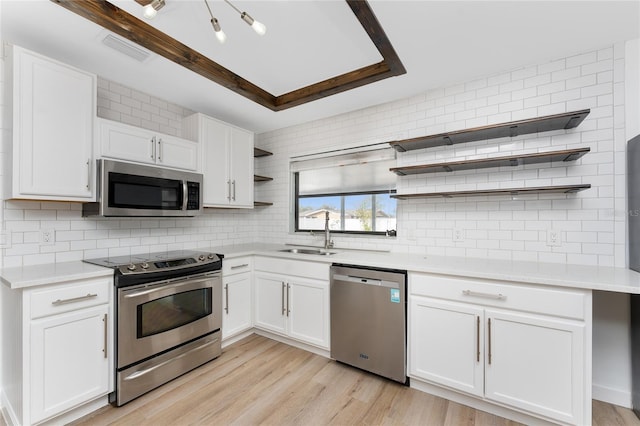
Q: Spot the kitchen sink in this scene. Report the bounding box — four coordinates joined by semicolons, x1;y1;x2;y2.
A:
279;248;337;256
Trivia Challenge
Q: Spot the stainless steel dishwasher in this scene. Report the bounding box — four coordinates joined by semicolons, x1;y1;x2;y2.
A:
330;264;408;384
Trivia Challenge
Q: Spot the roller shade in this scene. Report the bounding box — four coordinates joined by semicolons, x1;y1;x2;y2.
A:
291;147;396;196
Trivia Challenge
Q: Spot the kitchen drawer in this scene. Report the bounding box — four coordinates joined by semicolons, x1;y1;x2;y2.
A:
223;256;253;276
409;272;586;320
29;277;111;319
254;256;329;281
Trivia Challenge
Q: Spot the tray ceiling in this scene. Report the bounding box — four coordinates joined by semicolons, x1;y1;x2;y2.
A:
1;1;639;133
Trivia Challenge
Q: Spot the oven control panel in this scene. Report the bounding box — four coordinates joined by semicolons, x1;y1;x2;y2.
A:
117;252;221;276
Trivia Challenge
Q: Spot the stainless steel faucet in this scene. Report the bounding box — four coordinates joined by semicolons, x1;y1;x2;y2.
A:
324;211;334;249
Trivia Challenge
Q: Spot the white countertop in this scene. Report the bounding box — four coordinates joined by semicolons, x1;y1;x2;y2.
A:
213;243;640;294
0;261;114;289
3;243;640;293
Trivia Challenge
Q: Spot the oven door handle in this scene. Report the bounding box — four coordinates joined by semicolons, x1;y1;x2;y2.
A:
122;275;218;299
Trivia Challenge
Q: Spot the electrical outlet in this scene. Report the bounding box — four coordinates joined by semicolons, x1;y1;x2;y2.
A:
547;229;561;247
453;228;465;242
40;229;55;245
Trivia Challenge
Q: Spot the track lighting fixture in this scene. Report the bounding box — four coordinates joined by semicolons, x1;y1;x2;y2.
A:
143;0;165;19
143;0;266;43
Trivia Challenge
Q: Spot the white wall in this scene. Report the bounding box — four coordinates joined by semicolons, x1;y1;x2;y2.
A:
257;45;626;268
0;43;626;268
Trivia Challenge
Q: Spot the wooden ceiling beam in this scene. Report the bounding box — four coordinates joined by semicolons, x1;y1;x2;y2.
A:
50;0;406;111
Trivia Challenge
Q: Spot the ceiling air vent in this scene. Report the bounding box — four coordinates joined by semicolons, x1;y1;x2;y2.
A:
101;34;151;62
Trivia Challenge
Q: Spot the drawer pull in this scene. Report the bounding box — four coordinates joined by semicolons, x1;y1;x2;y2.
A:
51;293;98;306
462;290;506;300
230;264;249;270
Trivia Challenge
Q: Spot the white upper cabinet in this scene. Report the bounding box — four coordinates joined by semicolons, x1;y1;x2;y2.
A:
98;118;199;171
8;45;96;201
182;113;254;208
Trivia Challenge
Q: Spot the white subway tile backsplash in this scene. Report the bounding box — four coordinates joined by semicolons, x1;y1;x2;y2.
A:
1;45;624;267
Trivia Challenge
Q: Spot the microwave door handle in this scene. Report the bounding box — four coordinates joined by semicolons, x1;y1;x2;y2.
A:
182;180;188;211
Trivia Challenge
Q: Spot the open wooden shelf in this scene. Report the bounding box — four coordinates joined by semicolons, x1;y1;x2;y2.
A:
389;109;590;152
390;147;590;176
391;184;591;200
254;148;273;206
254;147;273;157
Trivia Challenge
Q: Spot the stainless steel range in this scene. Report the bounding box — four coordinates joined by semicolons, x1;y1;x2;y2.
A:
84;250;223;406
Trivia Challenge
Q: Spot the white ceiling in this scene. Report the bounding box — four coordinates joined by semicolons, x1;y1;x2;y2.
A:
1;1;639;134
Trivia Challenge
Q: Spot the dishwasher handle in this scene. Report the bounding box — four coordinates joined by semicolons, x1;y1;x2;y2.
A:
332;273;400;289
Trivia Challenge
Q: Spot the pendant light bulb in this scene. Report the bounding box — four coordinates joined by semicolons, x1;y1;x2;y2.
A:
251;19;267;36
241;12;266;36
143;0;165;19
143;4;158;19
211;18;227;44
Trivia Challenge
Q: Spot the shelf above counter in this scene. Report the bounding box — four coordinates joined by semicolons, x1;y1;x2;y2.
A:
389;109;590;152
254;175;274;182
390;147;590;176
391;184;591;200
254;201;273;207
254;147;273;157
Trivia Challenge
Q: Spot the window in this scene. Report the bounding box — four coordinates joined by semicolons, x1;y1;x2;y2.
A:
291;146;397;236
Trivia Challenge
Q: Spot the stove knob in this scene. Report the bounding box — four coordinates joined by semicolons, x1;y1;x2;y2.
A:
127;263;136;271
141;262;149;269
208;253;215;259
198;255;206;261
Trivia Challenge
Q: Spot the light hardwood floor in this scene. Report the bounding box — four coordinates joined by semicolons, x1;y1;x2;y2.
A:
67;334;639;426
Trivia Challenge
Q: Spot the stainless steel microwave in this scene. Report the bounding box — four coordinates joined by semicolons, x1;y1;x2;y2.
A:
82;159;203;217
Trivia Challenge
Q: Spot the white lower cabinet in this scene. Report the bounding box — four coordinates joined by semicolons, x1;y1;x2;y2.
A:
410;297;484;397
1;276;113;426
253;257;329;350
30;305;109;423
409;273;591;425
222;257;253;340
483;309;585;421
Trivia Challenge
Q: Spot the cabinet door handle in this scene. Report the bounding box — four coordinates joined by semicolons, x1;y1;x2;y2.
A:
286;283;290;317
462;290;506;300
86;159;91;190
281;282;287;315
224;284;229;314
52;293;98;305
232;180;236;201
151;136;156;160
487;318;492;365
476;316;480;363
227;180;232;201
230;264;249;270
158;138;163;161
103;313;108;359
